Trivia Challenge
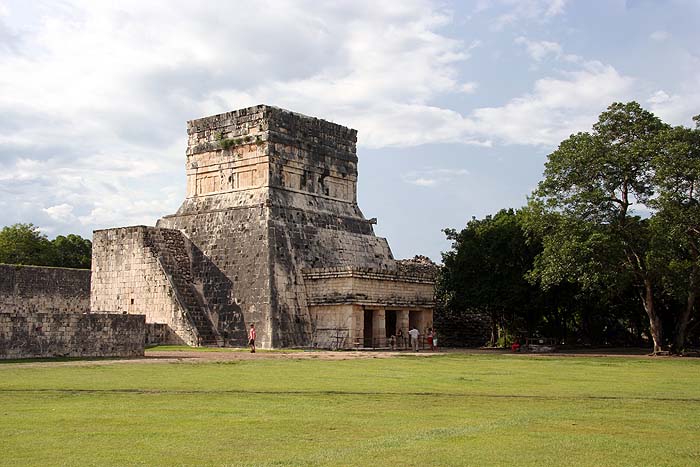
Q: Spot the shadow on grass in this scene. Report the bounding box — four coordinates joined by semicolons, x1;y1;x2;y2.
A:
0;355;150;365
1;387;699;402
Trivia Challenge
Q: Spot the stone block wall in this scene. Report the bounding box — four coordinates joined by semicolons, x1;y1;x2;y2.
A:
308;304;362;349
0;264;90;314
185;105;359;204
90;226;200;345
302;267;435;308
0;312;145;359
434;311;491;347
145;323;183;345
157;204;271;347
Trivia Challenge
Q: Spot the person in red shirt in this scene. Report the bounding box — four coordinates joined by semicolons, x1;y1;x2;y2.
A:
248;323;257;353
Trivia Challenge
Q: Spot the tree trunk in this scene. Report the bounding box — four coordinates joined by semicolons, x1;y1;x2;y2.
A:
641;278;663;353
674;268;698;353
489;311;498;347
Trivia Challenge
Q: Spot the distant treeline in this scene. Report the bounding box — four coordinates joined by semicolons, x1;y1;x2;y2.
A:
0;223;92;269
438;102;700;354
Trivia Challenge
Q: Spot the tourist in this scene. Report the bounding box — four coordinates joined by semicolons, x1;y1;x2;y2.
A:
427;327;434;351
248;323;256;353
408;326;420;351
396;328;404;349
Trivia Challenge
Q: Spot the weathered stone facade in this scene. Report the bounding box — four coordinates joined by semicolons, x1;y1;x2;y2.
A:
90;226;210;346
303;266;435;348
0;264;90;314
0;264;145;359
0;312;144;359
92;105;436;348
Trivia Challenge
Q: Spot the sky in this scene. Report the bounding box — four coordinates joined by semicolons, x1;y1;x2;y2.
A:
0;0;699;262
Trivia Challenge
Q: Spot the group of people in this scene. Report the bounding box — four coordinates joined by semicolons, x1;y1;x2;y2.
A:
247;323;438;353
393;327;438;352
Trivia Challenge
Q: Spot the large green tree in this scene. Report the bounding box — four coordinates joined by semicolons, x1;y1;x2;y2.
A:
0;223;54;266
439;209;541;345
650;119;700;351
532;102;671;353
51;234;92;269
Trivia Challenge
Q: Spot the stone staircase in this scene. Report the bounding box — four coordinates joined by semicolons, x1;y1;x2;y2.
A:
145;228;221;346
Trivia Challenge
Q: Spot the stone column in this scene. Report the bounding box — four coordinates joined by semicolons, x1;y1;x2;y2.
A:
398;310;409;349
351;305;364;347
373;308;385;347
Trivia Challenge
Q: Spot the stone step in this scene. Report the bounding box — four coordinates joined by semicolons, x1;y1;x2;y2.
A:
146;228;221;347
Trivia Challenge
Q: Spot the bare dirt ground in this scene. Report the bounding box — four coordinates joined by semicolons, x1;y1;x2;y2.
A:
1;347;683;369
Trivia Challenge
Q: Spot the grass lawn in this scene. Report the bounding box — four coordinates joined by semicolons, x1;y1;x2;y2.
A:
1;352;699;466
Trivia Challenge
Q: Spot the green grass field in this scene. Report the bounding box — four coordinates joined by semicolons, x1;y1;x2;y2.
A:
1;351;699;466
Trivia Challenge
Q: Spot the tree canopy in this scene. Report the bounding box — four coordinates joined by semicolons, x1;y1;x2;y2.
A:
439;102;700;353
529;102;699;353
439;209;541;345
0;223;92;269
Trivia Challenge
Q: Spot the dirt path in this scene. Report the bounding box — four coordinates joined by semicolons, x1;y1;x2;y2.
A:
0;349;437;368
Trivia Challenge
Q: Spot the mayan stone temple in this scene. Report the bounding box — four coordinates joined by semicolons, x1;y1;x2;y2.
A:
90;105;436;349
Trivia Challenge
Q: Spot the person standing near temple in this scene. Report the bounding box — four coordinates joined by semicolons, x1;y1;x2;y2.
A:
408;326;420;352
248;323;257;353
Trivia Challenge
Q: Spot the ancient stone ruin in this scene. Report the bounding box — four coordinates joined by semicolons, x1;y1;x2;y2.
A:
91;105;436;348
0;264;144;359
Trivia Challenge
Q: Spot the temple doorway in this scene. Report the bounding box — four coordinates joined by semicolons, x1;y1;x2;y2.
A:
385;310;397;338
363;309;373;347
409;310;420;330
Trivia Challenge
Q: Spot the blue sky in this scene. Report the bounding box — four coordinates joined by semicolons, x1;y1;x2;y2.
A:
0;0;698;262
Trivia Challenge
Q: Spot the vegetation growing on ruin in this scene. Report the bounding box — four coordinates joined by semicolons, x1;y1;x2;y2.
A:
217;131;257;150
1;352;699;466
439;102;700;354
0;223;91;269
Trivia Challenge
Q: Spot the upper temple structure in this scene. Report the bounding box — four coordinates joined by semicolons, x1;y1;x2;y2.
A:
90;105;436;348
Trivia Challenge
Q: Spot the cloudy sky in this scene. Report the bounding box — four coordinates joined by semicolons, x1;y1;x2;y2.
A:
1;0;699;262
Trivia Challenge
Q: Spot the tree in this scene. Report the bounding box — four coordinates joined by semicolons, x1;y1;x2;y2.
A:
0;223;92;269
533;102;669;353
51;234;92;269
0;223;53;266
439;209;541;345
651;119;700;351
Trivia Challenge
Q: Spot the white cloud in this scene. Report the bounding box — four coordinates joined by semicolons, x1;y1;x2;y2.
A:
43;203;76;223
647;90;672;105
460;82;479;93
647;83;700;126
402;168;470;187
469;61;636;145
515;36;582;63
650;30;669;41
410;178;438;187
515;36;562;61
544;0;568;16
479;0;569;30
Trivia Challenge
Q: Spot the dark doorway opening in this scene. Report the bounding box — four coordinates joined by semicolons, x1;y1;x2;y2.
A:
363;309;373;347
385;310;397;338
409;310;419;330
